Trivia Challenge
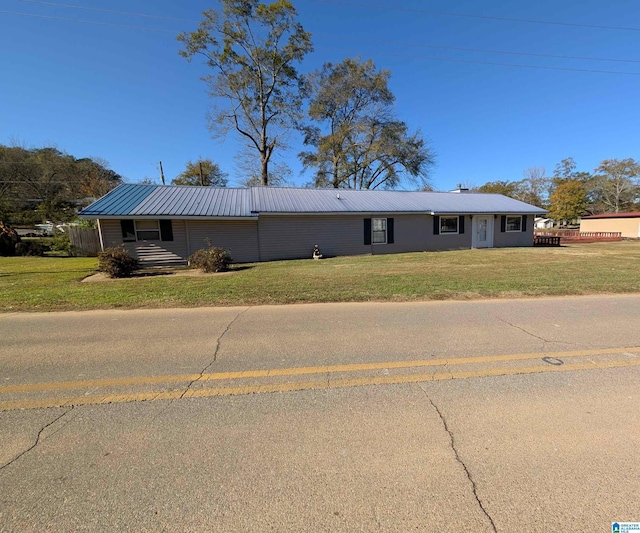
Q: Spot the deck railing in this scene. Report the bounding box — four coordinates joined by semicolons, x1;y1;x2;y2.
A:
534;230;622;244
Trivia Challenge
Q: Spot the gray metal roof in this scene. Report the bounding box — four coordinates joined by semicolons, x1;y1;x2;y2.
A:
80;184;546;219
80;184;254;218
250;187;546;215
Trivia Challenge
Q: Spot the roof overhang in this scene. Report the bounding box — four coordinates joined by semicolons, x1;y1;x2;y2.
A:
79;215;258;221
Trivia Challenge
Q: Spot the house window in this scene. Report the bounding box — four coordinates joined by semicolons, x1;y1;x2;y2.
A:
372;218;387;244
135;220;160;241
440;216;459;234
506;216;522;232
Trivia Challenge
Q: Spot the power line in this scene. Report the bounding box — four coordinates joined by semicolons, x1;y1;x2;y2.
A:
16;0;640;33
15;0;198;23
316;46;640;76
0;9;176;32
12;2;640;64
304;0;640;32
315;33;640;65
3;8;640;75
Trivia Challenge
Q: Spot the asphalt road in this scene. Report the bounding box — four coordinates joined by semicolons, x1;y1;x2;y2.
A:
1;295;640;532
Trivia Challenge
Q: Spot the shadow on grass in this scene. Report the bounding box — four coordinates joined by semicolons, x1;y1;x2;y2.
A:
124;265;255;278
2;269;95;276
230;265;254;272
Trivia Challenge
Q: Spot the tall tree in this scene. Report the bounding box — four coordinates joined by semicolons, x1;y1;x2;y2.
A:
553;157;577;181
591;158;640;213
178;0;312;186
300;57;435;190
172;159;228;187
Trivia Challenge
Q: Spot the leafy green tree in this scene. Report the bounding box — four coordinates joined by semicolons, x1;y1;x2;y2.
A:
178;0;313;186
300;57;435;190
172;159;228;187
75;157;123;198
547;180;587;226
474;180;521;197
0;145;122;223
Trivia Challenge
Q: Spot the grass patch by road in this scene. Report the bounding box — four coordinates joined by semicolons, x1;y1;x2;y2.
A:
1;241;639;312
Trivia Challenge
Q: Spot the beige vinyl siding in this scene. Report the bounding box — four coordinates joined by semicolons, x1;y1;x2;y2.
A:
99;219;189;260
187;220;259;263
493;215;534;247
100;219;123;249
580;217;640;238
258;215;371;261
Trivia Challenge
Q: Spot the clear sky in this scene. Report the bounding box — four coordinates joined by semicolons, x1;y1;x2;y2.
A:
2;0;639;190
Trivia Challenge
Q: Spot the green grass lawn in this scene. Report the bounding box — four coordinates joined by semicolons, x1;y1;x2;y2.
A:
1;241;640;312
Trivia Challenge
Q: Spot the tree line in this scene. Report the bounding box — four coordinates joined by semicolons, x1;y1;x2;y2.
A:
474;158;640;224
0;145;123;224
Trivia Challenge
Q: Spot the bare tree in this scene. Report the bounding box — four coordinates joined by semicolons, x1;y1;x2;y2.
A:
178;0;312;186
516;166;549;207
592;158;640;213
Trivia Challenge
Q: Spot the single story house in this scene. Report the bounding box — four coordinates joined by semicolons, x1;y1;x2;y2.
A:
580;212;640;239
79;184;547;265
534;217;554;229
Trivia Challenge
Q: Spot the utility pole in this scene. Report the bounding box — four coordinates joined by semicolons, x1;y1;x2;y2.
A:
199;161;205;186
159;161;165;185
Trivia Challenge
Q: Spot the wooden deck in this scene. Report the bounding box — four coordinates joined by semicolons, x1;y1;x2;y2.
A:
534;231;622;245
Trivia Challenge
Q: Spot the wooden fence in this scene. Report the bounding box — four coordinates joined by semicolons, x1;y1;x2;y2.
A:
69;227;101;256
534;230;622;244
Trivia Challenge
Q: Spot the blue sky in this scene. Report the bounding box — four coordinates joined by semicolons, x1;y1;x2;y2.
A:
1;0;639;190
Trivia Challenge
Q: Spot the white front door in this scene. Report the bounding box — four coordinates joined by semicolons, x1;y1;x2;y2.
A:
473;216;494;248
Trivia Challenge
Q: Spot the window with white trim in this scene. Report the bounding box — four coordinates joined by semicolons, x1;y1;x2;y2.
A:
440;216;459;234
506;216;522;232
135;220;161;241
372;218;387;244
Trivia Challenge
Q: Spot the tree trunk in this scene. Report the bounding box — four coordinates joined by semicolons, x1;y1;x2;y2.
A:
261;157;268;186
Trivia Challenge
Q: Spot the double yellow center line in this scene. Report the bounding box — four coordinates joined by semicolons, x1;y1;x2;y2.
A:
1;346;639;411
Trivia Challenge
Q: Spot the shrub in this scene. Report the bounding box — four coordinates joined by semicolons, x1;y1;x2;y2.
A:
15;241;47;256
50;232;74;256
0;221;20;256
98;245;139;278
189;246;232;273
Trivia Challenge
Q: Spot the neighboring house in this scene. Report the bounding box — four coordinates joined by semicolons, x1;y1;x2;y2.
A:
580;212;640;238
79;184;547;265
534;217;554;229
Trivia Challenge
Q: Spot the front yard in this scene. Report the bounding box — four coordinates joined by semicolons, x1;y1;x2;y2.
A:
1;241;639;312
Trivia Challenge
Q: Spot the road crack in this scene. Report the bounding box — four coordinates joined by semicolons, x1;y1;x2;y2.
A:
179;306;251;399
0;406;73;472
497;317;569;346
146;307;251;424
418;385;497;533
